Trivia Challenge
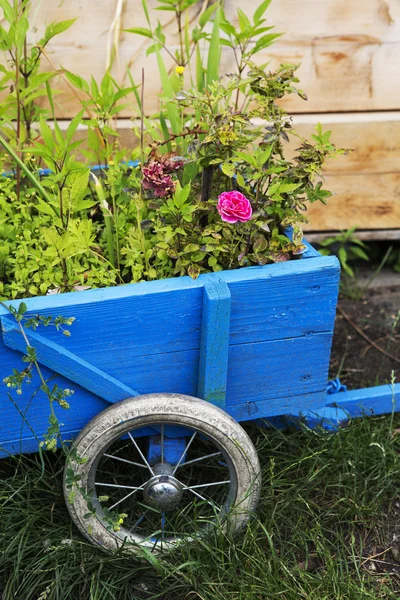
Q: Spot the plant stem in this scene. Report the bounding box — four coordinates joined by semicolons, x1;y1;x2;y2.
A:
14;24;21;202
201;165;214;202
140;68;145;167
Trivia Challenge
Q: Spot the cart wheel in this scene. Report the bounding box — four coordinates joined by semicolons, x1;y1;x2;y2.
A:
64;393;260;552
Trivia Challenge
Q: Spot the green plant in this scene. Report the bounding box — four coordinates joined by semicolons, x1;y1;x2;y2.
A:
0;0;345;296
318;227;370;277
0;0;75;200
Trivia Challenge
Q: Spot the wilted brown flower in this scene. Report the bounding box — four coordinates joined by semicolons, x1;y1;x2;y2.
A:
142;154;184;198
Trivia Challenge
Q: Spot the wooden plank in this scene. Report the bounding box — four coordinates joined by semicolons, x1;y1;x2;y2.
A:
1;317;139;402
0;256;339;353
305;173;400;231
301;382;400;430
291;115;400;232
228;389;327;423
0;364;109;455
305;230;400;242
197;279;231;408
10;0;399;116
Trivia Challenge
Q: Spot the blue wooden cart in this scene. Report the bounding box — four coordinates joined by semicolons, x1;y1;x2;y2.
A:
1;239;399;551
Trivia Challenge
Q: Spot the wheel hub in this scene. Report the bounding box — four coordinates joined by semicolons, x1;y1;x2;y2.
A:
143;465;183;512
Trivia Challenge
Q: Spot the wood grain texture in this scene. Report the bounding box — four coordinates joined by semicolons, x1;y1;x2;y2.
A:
302;382;400;430
292;115;400;232
197;280;231;408
10;0;399;116
1;317;139;402
0;254;339;456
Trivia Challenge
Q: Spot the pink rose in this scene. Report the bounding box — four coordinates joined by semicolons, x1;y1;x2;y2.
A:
217;191;252;224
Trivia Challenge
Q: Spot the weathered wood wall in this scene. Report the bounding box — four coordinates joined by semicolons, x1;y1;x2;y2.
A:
15;1;400;233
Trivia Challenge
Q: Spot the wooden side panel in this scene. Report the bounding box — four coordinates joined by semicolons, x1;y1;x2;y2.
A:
12;0;399;116
0;255;339;456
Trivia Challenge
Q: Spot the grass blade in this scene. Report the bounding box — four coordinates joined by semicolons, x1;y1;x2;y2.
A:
206;4;221;87
155;46;181;134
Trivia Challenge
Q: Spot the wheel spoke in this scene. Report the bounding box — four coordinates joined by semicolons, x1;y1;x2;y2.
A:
184;486;221;510
175;451;222;469
103;453;148;469
172;432;197;475
130;510;148;532
161;511;166;550
185;480;230;490
95;482;143;490
128;432;155;476
108;484;146;511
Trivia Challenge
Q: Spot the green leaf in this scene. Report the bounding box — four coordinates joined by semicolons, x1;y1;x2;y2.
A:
124;27;153;38
70;169;90;204
253;237;267;252
206;5;221;86
45;19;76;41
253;0;273;23
350;246;369;261
237;8;251;32
252;33;282;54
196;44;204;93
199;3;217;28
39;116;55;152
141;0;152;27
188;264;201;279
15;15;29;52
0;0;14;23
155;46;180;134
64;71;89;94
234;150;257;168
18;301;27;315
66;109;85;145
184;243;200;253
278;182;302;194
36;200;57;217
221;162;235;177
258;145;273;165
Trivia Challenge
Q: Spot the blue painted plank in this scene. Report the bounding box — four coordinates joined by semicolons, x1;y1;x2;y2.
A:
0;259;339;370
326;383;400;417
1;317;139;403
0;254;338;314
228;389;327;423
197;280;231;408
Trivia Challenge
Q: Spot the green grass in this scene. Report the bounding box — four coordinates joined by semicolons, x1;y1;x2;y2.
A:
1;413;400;600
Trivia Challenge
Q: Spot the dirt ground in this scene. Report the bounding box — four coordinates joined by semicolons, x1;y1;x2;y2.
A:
329;285;400;390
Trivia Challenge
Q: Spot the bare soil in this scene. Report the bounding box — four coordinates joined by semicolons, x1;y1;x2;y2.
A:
329;286;400;389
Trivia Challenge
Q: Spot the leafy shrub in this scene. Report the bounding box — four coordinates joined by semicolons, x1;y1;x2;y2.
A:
0;0;345;300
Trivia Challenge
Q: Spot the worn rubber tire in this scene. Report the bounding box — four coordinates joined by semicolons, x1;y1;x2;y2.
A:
63;393;261;553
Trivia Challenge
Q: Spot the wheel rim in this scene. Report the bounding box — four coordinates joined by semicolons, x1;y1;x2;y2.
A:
86;421;238;550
